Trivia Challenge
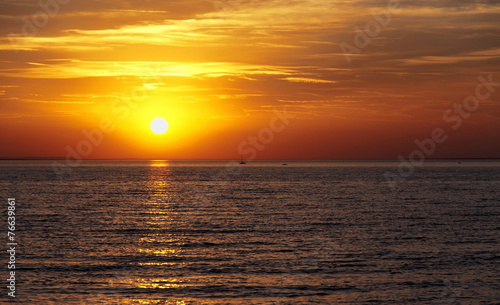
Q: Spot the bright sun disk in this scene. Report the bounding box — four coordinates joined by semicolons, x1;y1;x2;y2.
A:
150;118;169;134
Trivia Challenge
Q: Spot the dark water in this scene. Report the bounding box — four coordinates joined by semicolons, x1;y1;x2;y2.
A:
0;161;499;304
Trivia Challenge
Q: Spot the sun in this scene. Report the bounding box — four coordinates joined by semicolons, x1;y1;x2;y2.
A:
150;118;169;134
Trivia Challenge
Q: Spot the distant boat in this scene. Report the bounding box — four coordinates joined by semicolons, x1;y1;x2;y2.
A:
239;155;246;164
282;163;288;166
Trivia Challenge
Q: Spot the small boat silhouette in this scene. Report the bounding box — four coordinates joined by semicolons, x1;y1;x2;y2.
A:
239;155;246;164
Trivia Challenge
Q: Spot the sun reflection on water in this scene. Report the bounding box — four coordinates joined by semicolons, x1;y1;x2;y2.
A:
136;278;183;289
150;160;170;167
138;248;177;255
146;160;174;206
118;160;187;298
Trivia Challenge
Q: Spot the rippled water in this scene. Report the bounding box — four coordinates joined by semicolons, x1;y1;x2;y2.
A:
0;160;499;304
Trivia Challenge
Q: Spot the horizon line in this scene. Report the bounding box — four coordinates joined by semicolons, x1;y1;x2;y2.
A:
1;157;499;161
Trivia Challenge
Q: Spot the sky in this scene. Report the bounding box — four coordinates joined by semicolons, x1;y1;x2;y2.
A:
0;0;499;160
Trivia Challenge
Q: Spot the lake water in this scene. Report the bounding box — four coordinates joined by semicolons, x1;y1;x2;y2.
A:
0;160;499;304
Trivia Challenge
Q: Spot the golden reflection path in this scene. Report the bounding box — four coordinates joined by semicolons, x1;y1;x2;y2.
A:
127;161;187;302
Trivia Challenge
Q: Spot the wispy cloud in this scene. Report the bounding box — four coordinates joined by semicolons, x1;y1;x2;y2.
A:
0;0;499;158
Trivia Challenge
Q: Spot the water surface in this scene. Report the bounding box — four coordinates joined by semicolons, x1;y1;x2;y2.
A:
0;160;499;304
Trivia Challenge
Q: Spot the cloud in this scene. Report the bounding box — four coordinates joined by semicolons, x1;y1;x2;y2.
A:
0;0;499;153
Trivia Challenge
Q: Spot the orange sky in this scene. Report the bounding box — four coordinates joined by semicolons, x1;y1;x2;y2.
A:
1;0;499;160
